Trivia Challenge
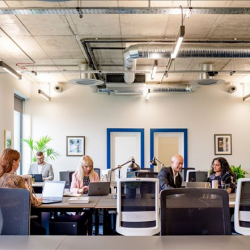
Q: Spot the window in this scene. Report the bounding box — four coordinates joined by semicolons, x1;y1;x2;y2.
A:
14;95;24;175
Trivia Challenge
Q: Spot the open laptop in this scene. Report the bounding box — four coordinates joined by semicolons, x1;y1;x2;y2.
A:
31;174;43;182
88;182;110;196
42;181;66;204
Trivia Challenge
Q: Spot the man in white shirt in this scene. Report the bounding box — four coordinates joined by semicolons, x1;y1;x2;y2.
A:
28;151;54;181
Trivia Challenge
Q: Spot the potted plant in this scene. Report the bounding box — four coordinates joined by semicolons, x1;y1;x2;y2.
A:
126;181;141;199
23;135;60;162
231;165;248;183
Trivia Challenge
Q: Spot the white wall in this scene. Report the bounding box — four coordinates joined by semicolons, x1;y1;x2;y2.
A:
23;82;250;180
0;73;31;152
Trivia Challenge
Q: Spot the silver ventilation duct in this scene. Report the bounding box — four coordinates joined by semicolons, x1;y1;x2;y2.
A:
124;44;250;84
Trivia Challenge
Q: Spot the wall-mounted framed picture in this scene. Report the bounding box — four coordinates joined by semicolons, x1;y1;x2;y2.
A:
214;134;232;155
66;136;85;156
4;130;11;149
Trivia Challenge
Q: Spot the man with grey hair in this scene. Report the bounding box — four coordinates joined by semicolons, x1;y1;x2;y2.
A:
157;154;184;190
28;151;54;181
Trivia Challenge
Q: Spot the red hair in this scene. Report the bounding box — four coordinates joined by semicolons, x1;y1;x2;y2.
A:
0;149;20;177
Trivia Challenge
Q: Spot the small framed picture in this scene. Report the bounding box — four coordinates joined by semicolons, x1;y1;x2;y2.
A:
214;134;232;155
66;136;85;156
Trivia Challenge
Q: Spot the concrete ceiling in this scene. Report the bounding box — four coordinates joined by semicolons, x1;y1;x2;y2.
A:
1;1;250;90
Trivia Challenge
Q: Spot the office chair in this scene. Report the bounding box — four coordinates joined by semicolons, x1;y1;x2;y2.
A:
116;178;160;236
94;168;101;179
234;178;250;235
59;170;75;189
186;182;211;188
186;170;209;182
160;188;231;235
179;167;195;182
0;188;30;235
136;172;158;178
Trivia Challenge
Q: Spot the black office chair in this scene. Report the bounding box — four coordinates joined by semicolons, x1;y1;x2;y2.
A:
160;188;231;235
59;170;75;189
136;172;158;178
0;188;30;235
179;167;195;181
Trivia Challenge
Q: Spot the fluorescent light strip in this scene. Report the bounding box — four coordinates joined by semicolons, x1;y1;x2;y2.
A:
243;93;250;101
38;89;51;101
146;89;150;100
171;25;185;59
151;60;158;79
0;61;22;79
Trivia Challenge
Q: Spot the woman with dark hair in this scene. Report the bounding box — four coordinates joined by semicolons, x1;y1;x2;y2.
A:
208;157;236;193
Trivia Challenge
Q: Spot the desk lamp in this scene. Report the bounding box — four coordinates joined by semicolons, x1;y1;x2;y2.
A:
150;157;165;168
111;157;140;179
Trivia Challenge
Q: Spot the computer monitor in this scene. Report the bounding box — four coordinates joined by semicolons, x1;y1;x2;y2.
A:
186;170;209;182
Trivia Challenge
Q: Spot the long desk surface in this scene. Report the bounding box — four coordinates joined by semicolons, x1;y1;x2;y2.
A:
0;235;249;250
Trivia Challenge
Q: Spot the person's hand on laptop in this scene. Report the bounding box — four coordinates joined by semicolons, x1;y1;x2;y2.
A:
37;197;43;202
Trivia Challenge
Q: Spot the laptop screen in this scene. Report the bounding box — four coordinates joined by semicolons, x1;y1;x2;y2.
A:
42;181;65;198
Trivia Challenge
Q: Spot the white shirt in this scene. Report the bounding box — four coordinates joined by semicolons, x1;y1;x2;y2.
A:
37;164;43;174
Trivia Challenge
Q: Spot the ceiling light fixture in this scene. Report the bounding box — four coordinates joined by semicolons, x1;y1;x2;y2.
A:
0;61;22;79
171;25;185;59
146;89;150;100
243;93;250;101
38;89;51;101
151;60;158;79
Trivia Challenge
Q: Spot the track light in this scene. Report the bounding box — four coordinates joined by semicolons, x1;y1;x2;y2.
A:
38;89;51;101
151;60;158;79
0;61;22;79
171;25;185;59
243;93;250;101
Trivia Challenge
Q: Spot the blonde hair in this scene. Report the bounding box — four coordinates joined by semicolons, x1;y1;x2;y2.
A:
76;155;94;181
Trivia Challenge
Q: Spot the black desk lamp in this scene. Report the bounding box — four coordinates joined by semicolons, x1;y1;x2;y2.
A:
150;157;165;168
111;157;140;178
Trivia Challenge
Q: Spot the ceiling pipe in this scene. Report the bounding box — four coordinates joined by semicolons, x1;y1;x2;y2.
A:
123;44;250;84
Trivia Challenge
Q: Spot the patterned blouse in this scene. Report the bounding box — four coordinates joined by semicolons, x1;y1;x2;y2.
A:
83;176;90;194
0;173;41;206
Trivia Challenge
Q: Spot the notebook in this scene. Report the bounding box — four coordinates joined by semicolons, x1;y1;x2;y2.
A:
32;174;43;182
42;181;66;204
88;182;110;196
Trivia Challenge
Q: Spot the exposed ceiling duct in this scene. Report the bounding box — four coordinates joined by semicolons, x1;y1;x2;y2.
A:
124;44;250;84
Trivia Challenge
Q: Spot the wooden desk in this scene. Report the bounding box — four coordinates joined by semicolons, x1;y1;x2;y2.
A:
0;236;249;250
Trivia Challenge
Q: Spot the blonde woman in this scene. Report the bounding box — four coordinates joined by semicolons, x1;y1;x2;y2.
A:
70;155;99;194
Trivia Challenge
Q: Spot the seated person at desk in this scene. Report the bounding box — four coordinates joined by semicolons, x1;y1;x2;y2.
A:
0;148;45;235
158;154;184;190
207;157;236;194
28;151;54;181
70;155;99;194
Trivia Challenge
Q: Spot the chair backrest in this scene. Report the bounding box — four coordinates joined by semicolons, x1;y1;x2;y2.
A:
186;170;209;182
186;182;211;188
59;170;75;189
160;188;231;235
234;178;250;235
0;188;30;235
136;172;158;178
116;178;160;236
94;168;101;179
179;167;195;181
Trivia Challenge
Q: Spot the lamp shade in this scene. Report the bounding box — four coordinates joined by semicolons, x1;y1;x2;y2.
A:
127;160;141;172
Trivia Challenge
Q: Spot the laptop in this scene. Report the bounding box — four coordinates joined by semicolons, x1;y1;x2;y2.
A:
42;181;66;204
31;174;43;182
88;182;110;196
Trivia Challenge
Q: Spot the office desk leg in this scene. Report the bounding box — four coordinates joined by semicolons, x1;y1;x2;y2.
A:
95;209;99;235
87;209;93;235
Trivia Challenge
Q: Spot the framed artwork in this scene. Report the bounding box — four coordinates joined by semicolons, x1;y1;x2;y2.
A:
4;130;11;149
66;136;85;156
214;134;232;155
